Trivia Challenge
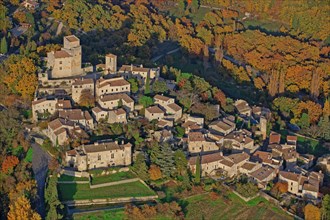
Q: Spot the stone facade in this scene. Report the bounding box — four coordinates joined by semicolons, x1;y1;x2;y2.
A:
224;130;255;153
119;64;159;85
96;77;130;98
209;116;236;136
59;109;94;130
154;95;182;121
47;35;82;79
65;141;132;171
187;132;219;154
98;93;134;112
105;54;117;74
72;78;94;104
32;98;72;122
145;105;165;121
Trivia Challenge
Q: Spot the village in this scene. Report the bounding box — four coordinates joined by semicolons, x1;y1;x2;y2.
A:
28;35;330;217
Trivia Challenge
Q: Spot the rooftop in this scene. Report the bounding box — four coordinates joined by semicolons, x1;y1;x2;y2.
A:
146;105;164;114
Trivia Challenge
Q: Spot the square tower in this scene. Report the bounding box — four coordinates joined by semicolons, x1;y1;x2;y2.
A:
105;54;117;74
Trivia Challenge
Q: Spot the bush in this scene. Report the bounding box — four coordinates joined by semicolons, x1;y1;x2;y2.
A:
235;182;258;198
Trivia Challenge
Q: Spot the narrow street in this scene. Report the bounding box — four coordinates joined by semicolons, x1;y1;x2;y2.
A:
31;141;51;219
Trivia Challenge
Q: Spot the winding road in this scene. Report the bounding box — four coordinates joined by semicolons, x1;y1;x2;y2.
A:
31;141;51;218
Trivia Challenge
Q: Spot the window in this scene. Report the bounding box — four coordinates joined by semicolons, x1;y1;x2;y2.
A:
59;61;62;64
98;155;101;160
111;153;114;159
59;67;62;70
116;88;118;91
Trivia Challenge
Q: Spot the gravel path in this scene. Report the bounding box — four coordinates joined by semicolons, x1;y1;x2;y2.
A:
31;142;51;219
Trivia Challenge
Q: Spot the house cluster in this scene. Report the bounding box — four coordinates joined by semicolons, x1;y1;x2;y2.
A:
31;35;324;202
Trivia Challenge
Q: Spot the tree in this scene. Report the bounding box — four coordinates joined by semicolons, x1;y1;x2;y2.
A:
304;204;321;220
131;153;149;181
323;97;330;118
145;75;150;95
1;37;8;54
128;78;139;93
7;196;41;220
2;156;19;174
174;150;188;176
195;155;201;184
152;81;168;94
138;96;154;108
149;164;162;181
78;89;95;107
212;88;226;107
322;194;330;220
45;175;63;220
157;142;174;178
175;126;185;138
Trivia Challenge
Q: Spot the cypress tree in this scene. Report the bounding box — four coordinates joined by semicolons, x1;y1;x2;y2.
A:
45;175;63;220
157;142;174;178
195;155;201;184
0;37;8;54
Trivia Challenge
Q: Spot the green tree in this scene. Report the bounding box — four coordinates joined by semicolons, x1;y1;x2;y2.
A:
322;194;330;220
175;126;185;138
174;150;187;176
45;175;63;220
138;96;154;108
145;75;150;95
318;116;330;140
178;0;186;15
195;155;201;184
157;142;174;178
128;78;139;93
191;0;199;13
118;99;123;108
1;37;8;54
131;153;149;181
152;81;168;94
298;113;310;129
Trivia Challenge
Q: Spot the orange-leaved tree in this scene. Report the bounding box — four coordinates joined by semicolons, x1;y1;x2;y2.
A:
304;203;321;220
2;155;19;174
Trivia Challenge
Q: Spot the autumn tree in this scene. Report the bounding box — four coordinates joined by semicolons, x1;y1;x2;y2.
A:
322;194;330;220
152;81;168;94
212;87;226;107
78;89;95;108
7;196;41;220
304;204;321;220
149;164;162;181
2;156;19;174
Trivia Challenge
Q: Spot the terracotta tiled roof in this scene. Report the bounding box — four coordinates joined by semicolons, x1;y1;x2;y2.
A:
189;153;223;166
250;165;275;182
287;135;297;142
241;162;258;171
106;53;116;58
167;103;181;112
119;65;149;72
252;151;273;164
72;78;94;86
92;107;103;114
225;131;253;145
59;109;86;121
98;77;130;88
188;132;205;142
303;183;318;192
146;105;164;114
56;100;72;109
66;149;77;156
54;127;67;136
219;159;235;167
279;171;300;182
65;35;79;42
83;141;132;153
227;152;249;164
154;94;171;102
269;132;281;144
114;108;126;115
54;50;71;58
100;93;133;103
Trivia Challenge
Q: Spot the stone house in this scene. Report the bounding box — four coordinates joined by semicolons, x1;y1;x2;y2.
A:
47;118;87;145
157;118;174;128
119;64;159;85
145;105;165;121
182;120;203;134
98;93;134;112
269;144;298;168
187;132;219;154
278;171;324;199
317;154;330;174
22;0;39;9
234;99;251;116
59;109;94;130
32;98;72;122
239;161;263;175
216;152;250;178
209;115;236;136
71;78;94;104
188;152;224;177
47;35;82;79
154;95;182;121
224;130;255;153
65;140;132;171
105;53;117;74
269;132;281;144
92;107;127;124
251;150;282;169
96;77;130;98
249;165;277;188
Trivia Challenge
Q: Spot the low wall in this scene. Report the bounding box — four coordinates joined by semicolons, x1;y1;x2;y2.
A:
62;169;89;178
231;190;259;202
63;195;159;207
58;180;89;184
90;178;140;189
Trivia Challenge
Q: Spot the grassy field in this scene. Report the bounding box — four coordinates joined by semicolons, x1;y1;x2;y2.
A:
58;181;156;201
91;171;136;185
183;193;292;220
73;209;125;220
58;174;89;182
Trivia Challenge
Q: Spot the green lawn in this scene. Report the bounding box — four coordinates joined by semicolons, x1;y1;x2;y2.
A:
73;209;125;220
58;181;156;201
183;193;292;220
91;171;136;185
58;174;89;182
24;148;33;163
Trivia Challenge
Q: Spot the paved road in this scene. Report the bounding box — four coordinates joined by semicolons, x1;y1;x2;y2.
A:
31;142;51;219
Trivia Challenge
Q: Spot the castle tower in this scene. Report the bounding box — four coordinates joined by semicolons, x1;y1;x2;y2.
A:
63;35;82;76
105;54;117;74
260;116;267;140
